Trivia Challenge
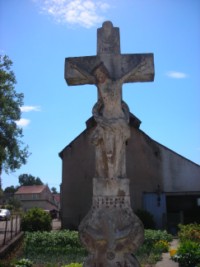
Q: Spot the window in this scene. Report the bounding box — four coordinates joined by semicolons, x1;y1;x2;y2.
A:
32;194;39;199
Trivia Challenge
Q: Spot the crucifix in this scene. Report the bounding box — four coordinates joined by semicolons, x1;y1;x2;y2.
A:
65;21;154;266
65;21;154;180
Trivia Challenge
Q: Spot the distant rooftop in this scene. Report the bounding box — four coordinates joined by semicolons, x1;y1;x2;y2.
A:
15;185;47;194
53;193;60;203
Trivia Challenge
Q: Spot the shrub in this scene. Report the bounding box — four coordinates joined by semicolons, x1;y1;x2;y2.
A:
172;240;200;267
136;229;172;264
171;224;200;267
62;264;82;267
15;258;33;267
23;230;87;264
178;223;200;243
21;207;52;232
135;209;156;229
153;240;169;253
144;229;173;247
24;230;85;255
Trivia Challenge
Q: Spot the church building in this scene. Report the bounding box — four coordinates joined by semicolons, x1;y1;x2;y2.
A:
59;114;200;232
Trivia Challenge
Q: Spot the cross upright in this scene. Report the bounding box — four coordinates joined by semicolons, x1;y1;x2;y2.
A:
65;21;154;91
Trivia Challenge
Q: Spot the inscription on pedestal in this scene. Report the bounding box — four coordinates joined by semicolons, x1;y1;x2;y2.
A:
93;196;130;209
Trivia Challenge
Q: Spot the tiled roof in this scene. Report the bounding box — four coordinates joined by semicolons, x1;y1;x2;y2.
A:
53;194;60;203
15;185;47;194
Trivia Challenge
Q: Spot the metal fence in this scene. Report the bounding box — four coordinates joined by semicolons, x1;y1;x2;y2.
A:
0;215;21;246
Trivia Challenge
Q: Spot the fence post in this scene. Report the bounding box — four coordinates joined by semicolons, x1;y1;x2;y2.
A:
11;215;13;239
16;214;21;235
3;219;8;245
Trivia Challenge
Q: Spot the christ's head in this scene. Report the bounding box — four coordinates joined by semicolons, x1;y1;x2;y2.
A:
92;63;110;83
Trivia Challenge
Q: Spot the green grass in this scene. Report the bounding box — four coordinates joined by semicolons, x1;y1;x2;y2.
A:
1;229;173;266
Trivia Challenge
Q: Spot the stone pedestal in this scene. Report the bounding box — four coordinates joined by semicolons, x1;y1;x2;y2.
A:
79;178;144;267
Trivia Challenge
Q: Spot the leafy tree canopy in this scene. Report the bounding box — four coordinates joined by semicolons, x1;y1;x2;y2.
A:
19;173;43;186
4;185;18;194
6;197;22;211
0;55;29;176
51;186;58;194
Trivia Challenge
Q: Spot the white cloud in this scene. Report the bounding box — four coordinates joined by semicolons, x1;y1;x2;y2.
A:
15;119;30;127
33;0;110;28
20;105;41;112
16;106;40;127
166;71;188;79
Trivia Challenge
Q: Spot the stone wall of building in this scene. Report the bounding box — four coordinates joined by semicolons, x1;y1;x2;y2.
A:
60;120;200;230
60;128;94;229
160;146;200;192
126;126;163;210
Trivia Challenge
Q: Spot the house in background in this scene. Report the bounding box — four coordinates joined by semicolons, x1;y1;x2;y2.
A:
15;185;59;213
53;193;61;210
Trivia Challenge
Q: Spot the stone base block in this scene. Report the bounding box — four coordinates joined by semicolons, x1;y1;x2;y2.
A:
79;178;144;266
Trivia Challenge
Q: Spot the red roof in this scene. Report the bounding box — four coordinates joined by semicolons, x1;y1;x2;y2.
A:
15;185;47;194
53;194;60;203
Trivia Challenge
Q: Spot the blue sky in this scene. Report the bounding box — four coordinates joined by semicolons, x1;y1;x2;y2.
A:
1;0;200;191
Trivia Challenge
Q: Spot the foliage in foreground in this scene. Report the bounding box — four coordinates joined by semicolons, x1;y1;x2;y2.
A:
171;223;200;267
21;207;52;232
136;229;173;264
14;258;33;267
178;223;200;243
19;229;173;265
23;230;87;264
172;240;200;267
62;264;82;267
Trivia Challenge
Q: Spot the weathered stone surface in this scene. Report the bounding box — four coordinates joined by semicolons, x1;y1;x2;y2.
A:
65;21;154;266
65;54;154;86
97;21;120;55
65;21;154;86
79;178;144;266
91;63;131;179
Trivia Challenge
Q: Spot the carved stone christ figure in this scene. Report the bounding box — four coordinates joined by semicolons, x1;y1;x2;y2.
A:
91;63;130;179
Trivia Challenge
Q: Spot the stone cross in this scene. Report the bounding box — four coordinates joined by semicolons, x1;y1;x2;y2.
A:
65;21;154;267
65;21;154;180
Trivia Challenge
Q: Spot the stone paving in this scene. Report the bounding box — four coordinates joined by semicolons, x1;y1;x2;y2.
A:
155;239;179;267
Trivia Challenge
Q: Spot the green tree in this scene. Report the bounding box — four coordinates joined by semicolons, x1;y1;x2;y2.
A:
51;186;58;194
18;173;43;186
0;188;3;199
4;185;18;194
6;197;22;211
0;55;29;179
